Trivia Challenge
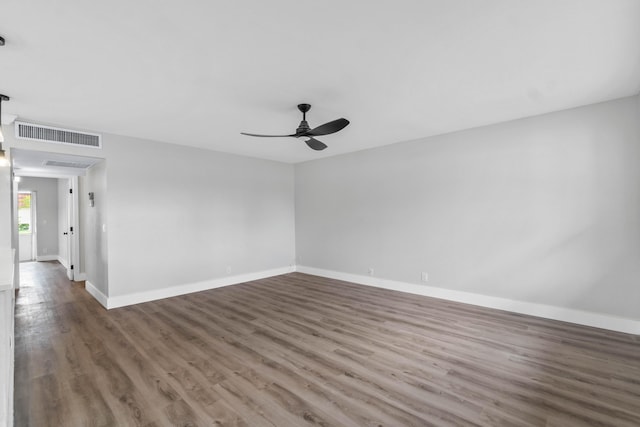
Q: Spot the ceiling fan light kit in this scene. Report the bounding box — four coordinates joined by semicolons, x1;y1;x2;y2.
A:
241;104;349;151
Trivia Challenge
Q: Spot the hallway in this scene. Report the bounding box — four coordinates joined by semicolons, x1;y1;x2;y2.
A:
13;261;93;426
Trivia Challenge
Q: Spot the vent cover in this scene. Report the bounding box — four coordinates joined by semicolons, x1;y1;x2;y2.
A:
43;160;93;169
15;121;101;148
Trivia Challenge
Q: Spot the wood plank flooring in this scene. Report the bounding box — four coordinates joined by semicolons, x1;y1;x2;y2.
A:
14;261;640;426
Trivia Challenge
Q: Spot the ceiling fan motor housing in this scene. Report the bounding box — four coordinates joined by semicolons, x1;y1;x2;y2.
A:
296;104;312;134
296;120;310;135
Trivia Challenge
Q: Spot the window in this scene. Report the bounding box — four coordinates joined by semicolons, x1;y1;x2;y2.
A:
18;192;32;234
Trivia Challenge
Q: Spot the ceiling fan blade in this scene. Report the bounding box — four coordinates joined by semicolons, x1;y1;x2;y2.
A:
305;138;327;151
305;118;349;137
241;132;296;138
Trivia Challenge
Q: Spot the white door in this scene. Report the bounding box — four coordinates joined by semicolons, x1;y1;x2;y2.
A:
17;192;35;262
64;178;80;281
63;180;73;280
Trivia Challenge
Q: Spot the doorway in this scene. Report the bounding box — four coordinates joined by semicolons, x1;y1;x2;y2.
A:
11;148;104;287
17;191;35;262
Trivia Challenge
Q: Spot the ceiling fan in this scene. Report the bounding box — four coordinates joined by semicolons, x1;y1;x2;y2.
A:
241;104;349;151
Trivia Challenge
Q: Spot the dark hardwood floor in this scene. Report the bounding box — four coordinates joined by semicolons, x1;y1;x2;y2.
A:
14;261;640;426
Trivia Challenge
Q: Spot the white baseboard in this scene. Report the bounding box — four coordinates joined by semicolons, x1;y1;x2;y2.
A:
57;255;69;269
296;266;640;335
74;272;87;281
99;266;296;310
85;280;108;308
36;255;70;270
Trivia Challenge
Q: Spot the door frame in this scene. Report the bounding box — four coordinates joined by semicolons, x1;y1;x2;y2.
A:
67;177;80;281
17;190;37;262
10;147;103;285
13;174;81;280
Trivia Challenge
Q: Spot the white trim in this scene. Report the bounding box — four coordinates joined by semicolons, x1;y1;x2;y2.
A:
1;113;17;125
14;171;84;179
37;255;84;281
85;280;108;308
69;176;80;281
0;249;15;291
56;255;69;269
296;266;640;335
35;255;58;262
0;250;15;427
96;266;295;310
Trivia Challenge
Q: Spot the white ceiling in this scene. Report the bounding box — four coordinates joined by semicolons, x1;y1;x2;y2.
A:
12;149;103;177
1;0;639;164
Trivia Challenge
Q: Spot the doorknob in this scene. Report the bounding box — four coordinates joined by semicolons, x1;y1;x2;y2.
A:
63;232;68;235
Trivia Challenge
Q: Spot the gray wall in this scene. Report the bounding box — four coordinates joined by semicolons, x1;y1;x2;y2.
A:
81;161;108;294
77;175;86;275
295;95;640;320
5;96;639;322
4;129;296;301
0;168;11;252
104;135;295;297
18;177;59;258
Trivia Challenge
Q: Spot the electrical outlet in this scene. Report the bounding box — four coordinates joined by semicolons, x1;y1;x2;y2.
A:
226;265;231;274
421;272;428;282
42;248;48;254
368;268;374;276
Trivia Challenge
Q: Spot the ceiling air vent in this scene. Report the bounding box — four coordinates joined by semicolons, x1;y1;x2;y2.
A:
15;121;101;148
43;160;93;169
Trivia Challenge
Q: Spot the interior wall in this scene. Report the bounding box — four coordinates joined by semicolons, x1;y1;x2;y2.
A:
77;175;86;275
17;177;59;259
295;95;640;320
0;167;12;251
4;96;638;320
2;126;296;302
81;161;108;294
104;135;296;298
